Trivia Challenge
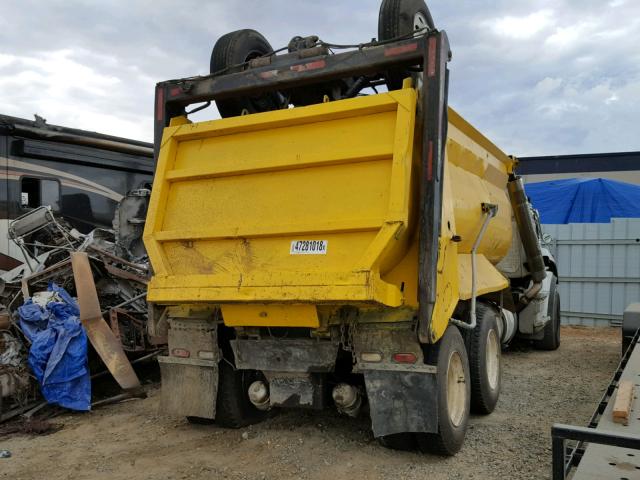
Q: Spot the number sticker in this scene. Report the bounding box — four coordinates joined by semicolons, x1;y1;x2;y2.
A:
290;240;328;255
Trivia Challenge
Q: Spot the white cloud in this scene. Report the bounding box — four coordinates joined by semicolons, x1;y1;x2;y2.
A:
0;53;15;68
546;21;595;49
489;10;555;40
1;0;639;156
0;48;152;140
534;77;563;96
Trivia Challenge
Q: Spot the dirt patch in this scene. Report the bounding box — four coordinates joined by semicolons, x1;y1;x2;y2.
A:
0;326;620;480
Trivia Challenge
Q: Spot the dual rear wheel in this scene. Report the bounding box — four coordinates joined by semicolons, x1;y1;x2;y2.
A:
378;303;501;456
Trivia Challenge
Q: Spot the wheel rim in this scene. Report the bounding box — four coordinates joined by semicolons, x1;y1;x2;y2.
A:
413;12;429;33
447;351;466;427
486;329;500;390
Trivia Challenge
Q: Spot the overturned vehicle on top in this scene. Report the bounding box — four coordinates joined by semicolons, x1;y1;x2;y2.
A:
144;0;560;455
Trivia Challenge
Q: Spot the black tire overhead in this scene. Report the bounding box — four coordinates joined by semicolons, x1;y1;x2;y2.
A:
210;29;281;118
468;303;502;414
378;0;435;90
378;0;434;40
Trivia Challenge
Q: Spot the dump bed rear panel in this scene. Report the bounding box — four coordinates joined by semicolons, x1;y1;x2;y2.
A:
144;89;418;306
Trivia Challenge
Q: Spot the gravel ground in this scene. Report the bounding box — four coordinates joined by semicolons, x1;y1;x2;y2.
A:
0;326;620;480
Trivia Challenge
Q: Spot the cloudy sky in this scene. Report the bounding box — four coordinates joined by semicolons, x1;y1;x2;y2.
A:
1;0;639;156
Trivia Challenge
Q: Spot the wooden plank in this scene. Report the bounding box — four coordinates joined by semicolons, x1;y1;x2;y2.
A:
612;380;634;425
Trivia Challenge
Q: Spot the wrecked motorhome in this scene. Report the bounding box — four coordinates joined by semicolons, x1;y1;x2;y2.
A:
0;116;161;421
0;113;154;272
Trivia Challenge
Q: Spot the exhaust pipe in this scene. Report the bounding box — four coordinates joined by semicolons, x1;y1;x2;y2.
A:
248;381;271;411
508;175;547;310
332;383;361;417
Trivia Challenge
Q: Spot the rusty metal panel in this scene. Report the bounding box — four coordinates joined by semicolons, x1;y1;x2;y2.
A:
268;373;325;410
231;339;338;373
70;252;141;390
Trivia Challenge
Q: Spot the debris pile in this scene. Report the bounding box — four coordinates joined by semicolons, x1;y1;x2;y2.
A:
0;192;162;423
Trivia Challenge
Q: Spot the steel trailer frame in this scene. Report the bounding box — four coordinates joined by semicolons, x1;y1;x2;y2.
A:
551;327;640;479
152;31;451;344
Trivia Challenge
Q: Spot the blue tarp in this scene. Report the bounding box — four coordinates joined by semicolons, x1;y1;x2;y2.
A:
525;178;640;224
18;283;91;411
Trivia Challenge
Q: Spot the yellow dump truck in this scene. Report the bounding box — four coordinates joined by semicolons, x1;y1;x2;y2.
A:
145;0;560;455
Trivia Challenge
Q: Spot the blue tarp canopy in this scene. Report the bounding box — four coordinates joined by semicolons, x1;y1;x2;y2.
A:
525;178;640;224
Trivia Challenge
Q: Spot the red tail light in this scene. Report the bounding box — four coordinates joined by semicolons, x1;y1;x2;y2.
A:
392;352;417;364
171;348;190;358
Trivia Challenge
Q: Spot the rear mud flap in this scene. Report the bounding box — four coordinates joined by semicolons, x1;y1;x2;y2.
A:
364;370;438;437
158;356;218;419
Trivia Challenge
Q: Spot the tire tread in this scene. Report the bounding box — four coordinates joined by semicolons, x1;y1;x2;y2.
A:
416;326;470;456
215;361;266;429
469;302;501;414
210;29;279;117
535;287;561;351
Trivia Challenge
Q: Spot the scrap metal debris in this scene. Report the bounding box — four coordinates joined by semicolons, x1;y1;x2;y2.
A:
0;194;164;423
71;252;140;391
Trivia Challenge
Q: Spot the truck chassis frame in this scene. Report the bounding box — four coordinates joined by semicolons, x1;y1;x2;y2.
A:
551;327;640;479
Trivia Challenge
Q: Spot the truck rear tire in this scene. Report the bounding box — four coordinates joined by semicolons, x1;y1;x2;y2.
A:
416;325;470;456
378;0;435;90
185;362;267;427
215;361;268;428
469;303;501;414
534;279;561;351
210;29;281;118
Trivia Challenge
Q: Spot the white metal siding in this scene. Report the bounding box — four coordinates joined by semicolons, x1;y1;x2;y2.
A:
544;218;640;327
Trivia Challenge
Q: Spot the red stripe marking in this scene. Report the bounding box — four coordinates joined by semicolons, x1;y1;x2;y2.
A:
427;141;434;181
155;87;164;121
427;37;437;77
290;59;326;72
384;42;418;57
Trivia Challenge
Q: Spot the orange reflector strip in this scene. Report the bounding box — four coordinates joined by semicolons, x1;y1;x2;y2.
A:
290;59;326;72
384;42;418;57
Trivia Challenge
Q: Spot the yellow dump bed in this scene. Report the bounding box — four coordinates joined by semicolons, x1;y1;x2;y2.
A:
145;88;420;307
144;87;512;318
